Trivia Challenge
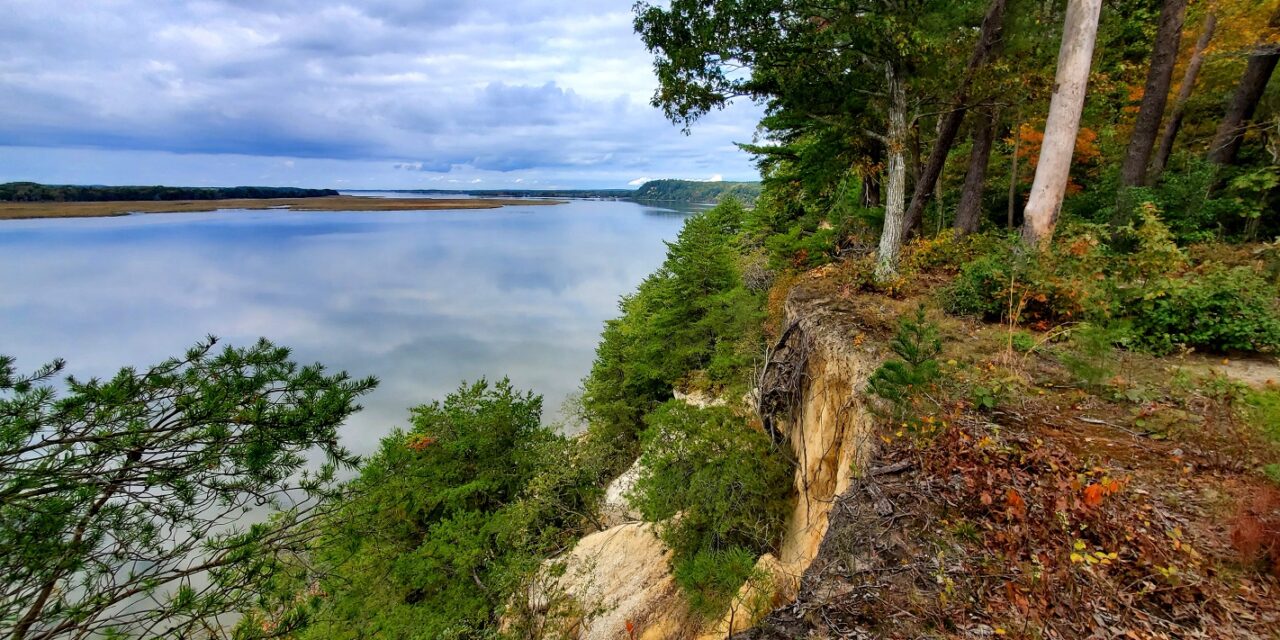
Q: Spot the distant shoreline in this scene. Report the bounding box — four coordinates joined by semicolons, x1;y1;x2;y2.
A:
0;195;564;220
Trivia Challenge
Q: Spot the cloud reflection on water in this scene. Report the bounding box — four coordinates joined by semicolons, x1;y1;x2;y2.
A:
0;201;690;455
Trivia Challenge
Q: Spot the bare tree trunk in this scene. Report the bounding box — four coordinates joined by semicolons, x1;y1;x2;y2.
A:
860;145;883;208
902;0;1009;235
1117;0;1188;193
1008;113;1021;229
934;121;946;234
909;124;922;192
1022;0;1103;248
862;170;882;208
876;66;910;280
955;107;997;236
1208;15;1280;168
1150;12;1216;181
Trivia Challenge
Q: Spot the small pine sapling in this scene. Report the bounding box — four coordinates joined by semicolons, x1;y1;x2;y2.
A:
869;305;943;405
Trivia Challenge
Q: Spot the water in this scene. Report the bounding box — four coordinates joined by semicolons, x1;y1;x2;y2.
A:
0;200;692;455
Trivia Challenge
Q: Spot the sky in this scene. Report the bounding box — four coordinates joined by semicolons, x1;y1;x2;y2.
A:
0;0;763;189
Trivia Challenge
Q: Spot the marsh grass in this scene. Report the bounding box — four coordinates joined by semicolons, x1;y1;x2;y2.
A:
0;195;562;220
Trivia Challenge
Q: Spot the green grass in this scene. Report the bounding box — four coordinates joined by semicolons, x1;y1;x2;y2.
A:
1246;388;1280;444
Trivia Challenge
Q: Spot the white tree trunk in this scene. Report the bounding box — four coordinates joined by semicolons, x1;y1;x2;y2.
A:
1020;0;1102;248
875;65;909;281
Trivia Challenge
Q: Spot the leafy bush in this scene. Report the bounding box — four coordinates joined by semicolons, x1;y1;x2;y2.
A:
902;229;1002;274
630;401;793;617
243;380;601;640
941;213;1280;356
1010;331;1036;353
1129;267;1280;354
942;227;1114;327
1065;157;1244;243
745;169;880;269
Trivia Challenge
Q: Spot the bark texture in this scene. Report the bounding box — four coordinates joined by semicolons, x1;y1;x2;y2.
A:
1118;0;1188;190
1208;52;1280;166
901;0;1009;235
1021;0;1103;248
1150;13;1216;181
876;66;909;281
955;108;997;236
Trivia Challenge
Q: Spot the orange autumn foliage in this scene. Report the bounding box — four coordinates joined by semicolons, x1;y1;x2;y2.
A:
1012;124;1101;194
1122;84;1145;115
1201;0;1280;57
406;434;437;451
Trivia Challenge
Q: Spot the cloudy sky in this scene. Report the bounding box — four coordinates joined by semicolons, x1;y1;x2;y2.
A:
0;0;763;189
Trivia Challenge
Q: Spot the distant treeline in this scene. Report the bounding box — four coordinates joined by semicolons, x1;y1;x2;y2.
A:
385;179;762;204
632;179;761;204
0;182;339;202
401;188;635;199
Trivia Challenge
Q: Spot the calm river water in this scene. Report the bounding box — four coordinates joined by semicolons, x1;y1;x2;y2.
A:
0;199;693;455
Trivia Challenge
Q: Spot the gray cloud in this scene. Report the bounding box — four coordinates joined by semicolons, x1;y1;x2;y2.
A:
0;0;762;187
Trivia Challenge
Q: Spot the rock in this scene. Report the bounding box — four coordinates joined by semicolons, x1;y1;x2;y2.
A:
672;387;727;409
516;523;692;640
601;458;644;527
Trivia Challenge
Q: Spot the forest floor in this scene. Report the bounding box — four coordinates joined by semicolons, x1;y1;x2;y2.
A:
0;195;563;219
739;265;1280;639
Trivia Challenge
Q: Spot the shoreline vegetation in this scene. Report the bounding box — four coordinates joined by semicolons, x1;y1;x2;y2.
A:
375;178;763;203
0;178;763;220
0;195;564;220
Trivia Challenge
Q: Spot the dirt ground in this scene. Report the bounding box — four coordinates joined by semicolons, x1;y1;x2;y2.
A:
738;273;1280;639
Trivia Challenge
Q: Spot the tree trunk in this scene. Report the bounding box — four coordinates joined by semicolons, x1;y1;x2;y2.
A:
1008;113;1021;229
1117;0;1188;193
876;65;910;281
955;107;998;236
909;125;922;192
862;169;882;207
1208;11;1280;168
1150;12;1216;181
1021;0;1103;248
902;0;1009;235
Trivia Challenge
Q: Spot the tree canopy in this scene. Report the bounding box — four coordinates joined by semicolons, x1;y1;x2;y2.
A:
0;338;375;640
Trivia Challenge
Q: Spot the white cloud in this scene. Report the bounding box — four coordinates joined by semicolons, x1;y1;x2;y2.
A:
0;0;764;188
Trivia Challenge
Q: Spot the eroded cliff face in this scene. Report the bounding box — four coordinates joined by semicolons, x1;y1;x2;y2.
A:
772;286;880;572
521;284;882;639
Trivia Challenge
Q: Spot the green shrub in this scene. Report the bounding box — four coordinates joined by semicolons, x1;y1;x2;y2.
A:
1129;267;1280;354
943;249;1013;319
1010;331;1036;353
1059;323;1126;389
941;214;1280;357
245;380;601;640
1066;157;1243;243
942;228;1113;327
631;401;793;617
869;305;958;425
671;547;763;619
